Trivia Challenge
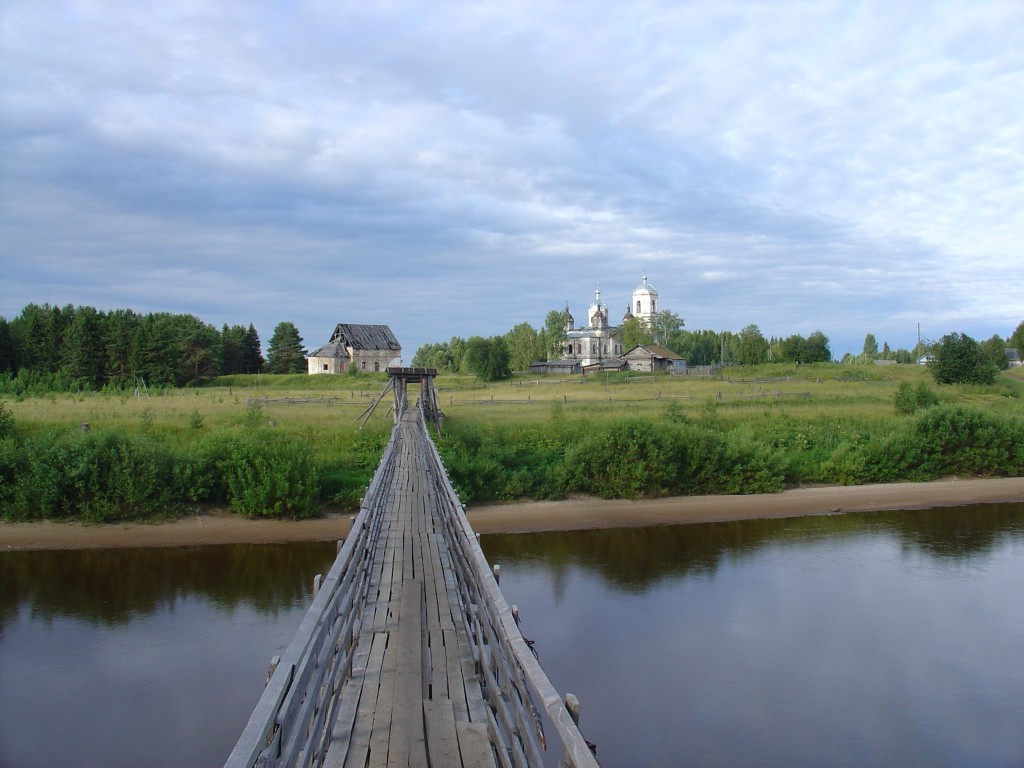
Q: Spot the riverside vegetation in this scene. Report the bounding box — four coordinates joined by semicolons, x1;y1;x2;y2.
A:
1;365;1022;523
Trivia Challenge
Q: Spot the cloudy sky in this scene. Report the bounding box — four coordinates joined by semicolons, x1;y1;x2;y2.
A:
2;0;1021;360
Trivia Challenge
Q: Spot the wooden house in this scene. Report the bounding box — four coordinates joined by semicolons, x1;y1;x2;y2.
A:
621;344;684;373
307;324;401;375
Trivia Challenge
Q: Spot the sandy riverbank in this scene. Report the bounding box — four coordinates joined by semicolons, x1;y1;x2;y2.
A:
2;477;1023;551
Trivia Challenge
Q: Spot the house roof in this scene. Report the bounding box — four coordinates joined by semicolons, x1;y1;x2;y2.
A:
531;359;583;369
622;344;681;360
308;341;346;359
328;323;401;351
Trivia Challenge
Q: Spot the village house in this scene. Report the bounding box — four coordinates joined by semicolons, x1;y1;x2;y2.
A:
307;323;402;374
621;343;685;373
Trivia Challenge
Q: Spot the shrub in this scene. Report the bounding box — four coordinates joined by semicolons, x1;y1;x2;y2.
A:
0;436;23;510
0;400;13;438
218;429;319;518
930;332;998;385
894;382;940;414
563;419;782;499
2;429;177;522
862;405;1024;481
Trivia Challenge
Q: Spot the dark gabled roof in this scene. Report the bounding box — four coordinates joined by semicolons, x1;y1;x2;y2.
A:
621;344;682;360
308;341;346;359
328;323;401;351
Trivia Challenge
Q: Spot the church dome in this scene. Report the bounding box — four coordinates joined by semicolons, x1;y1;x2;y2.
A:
623;304;634;322
634;274;657;293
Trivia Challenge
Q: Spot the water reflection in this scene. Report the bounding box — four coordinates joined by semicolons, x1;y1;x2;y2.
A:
482;503;1024;594
0;542;336;768
481;504;1024;768
0;542;336;632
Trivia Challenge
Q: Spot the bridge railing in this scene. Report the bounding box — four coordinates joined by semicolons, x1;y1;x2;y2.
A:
223;422;401;768
416;408;600;768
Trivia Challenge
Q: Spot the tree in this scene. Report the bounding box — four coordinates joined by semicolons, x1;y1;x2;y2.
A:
11;303;69;373
462;336;510;381
779;334;806;363
737;324;768;366
104;309;140;387
59;306;105;388
804;331;832;363
929;332;997;385
412;341;454;370
504;322;542;371
173;315;220;385
0;317;16;374
650;310;684;347
621;316;652;351
669;329;719;364
543;309;568;360
980;334;1008;371
1010;320;1024;356
243;324;265;373
219;324;247;375
266;322;307;374
862;333;879;359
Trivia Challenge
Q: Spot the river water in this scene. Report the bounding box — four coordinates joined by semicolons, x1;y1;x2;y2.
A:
1;504;1022;767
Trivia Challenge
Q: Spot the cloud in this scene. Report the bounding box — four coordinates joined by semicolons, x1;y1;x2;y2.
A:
2;0;1022;358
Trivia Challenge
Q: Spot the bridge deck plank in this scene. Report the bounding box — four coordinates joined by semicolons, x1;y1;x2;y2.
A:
324;412;497;768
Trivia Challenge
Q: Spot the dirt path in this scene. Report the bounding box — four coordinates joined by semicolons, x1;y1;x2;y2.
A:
2;477;1023;551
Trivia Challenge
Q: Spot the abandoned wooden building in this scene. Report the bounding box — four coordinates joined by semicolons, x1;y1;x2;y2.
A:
621;343;685;373
307;323;402;374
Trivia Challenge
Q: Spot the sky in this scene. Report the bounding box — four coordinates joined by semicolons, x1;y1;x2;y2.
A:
2;0;1022;361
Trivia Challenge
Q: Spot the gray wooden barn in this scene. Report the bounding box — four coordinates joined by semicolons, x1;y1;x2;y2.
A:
307;324;402;374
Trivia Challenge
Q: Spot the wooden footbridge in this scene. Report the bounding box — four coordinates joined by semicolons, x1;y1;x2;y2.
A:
225;369;600;768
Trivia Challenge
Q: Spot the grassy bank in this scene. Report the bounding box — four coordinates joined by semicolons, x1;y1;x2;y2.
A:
1;364;1022;521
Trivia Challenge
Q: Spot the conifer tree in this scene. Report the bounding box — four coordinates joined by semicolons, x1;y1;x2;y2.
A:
266;322;306;373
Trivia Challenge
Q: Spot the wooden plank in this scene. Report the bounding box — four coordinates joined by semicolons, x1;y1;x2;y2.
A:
366;632;398;768
383;580;427;767
339;631;389;768
456;722;496;768
441;628;469;722
423;699;461;768
427;628;447;701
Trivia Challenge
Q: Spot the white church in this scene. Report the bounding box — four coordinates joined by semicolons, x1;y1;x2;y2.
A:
533;275;678;373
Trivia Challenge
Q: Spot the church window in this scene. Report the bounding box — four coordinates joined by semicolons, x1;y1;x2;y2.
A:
361;361;367;370
652;299;657;312
636;300;641;314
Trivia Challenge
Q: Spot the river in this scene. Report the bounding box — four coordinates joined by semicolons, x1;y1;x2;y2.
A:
1;503;1022;767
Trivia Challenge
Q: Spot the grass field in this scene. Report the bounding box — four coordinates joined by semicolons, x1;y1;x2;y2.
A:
2;363;1022;520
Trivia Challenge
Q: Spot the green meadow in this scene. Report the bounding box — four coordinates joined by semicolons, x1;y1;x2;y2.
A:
1;364;1022;522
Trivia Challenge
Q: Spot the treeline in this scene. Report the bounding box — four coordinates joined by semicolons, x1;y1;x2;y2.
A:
411;310;837;379
414;309;1024;382
0;303;279;392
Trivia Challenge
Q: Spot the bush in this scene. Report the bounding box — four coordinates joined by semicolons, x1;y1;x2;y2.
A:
218;429;319;518
894;382;940;414
0;400;13;438
563;419;782;499
930;332;998;385
2;429;177;522
862;405;1024;481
